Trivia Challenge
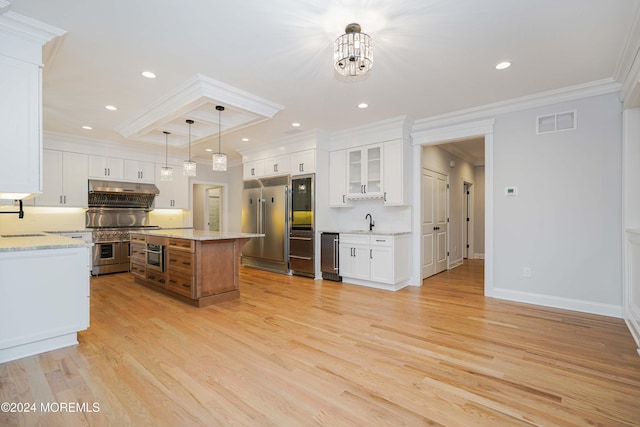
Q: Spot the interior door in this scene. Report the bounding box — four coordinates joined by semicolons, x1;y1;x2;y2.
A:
241;188;262;258
422;169;448;279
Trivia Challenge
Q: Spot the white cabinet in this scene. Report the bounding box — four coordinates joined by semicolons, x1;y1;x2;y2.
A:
291;150;315;175
264;155;290;176
124;159;155;183
382;139;407;206
155;164;189;209
37;150;88;207
339;233;410;289
88;156;124;180
0;55;42;197
0;246;90;363
243;160;265;180
329;150;349;207
346;144;383;198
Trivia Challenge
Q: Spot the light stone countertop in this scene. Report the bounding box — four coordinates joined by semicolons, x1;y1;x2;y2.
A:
319;230;411;236
0;233;91;252
130;229;264;241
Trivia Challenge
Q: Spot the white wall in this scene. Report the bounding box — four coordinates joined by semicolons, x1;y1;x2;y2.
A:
492;92;622;315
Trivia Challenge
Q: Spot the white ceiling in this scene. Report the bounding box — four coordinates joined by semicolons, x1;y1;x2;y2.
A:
6;0;640;163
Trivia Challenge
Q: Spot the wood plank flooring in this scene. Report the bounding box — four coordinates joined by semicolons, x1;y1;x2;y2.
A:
2;259;640;426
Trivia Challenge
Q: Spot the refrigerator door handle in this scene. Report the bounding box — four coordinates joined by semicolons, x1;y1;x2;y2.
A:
261;198;267;234
257;199;262;234
333;238;339;272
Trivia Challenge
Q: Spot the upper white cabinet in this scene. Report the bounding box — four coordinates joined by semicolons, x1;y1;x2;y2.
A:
155;164;189;209
329;150;349;207
264;155;290;176
382;139;406;206
329;140;408;206
124;159;155;183
88;156;124;180
291;149;315;175
243;160;265;180
0;55;42;197
346;144;383;199
37;150;88;207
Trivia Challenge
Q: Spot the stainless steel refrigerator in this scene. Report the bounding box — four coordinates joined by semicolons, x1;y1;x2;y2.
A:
241;176;289;273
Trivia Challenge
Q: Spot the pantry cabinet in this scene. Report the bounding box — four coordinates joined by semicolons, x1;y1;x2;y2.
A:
88;155;124;180
37;150;88;206
339;233;410;289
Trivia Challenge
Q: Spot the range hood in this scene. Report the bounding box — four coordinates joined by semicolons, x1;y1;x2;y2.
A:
88;180;159;209
89;180;159;195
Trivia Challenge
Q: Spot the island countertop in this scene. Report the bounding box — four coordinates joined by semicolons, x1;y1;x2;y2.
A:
0;233;91;252
130;229;264;241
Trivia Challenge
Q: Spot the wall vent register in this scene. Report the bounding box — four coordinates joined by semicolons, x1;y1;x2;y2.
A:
536;110;576;134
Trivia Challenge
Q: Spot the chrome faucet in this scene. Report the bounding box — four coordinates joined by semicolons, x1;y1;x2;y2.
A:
365;213;375;231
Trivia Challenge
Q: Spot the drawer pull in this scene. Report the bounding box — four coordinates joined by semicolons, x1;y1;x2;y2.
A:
181;283;190;288
170;258;177;262
182;261;191;265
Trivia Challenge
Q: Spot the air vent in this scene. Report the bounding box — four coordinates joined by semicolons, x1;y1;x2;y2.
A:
537;110;576;134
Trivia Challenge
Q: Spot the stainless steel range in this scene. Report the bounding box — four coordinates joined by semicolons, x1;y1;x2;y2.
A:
87;180;160;275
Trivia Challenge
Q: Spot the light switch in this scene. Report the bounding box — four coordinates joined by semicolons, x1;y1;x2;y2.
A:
505;186;518;196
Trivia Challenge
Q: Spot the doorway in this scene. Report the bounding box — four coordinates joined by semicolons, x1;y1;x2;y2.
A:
207;187;222;231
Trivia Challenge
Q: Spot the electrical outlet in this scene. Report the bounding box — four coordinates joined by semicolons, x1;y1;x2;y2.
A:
523;267;532;278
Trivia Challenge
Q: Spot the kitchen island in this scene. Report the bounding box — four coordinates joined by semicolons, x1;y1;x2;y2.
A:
0;233;91;363
130;230;262;307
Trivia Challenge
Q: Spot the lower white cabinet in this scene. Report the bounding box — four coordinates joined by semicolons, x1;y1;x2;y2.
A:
339;233;410;290
0;246;90;363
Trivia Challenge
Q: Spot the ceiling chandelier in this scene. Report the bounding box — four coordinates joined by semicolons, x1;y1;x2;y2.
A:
183;119;196;176
212;105;227;171
160;131;173;181
334;23;372;78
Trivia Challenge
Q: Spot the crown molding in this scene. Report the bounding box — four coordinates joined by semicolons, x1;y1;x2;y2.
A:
114;74;285;146
413;78;621;132
0;10;66;46
236;128;330;161
330;115;413;150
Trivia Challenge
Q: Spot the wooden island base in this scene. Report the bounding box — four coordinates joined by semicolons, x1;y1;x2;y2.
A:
130;230;259;307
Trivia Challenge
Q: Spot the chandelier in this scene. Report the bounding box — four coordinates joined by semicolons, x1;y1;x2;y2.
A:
334;23;372;78
160;131;173;181
183;119;196;176
212;105;227;171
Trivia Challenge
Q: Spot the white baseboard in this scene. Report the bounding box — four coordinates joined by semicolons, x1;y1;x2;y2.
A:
449;258;464;269
625;302;640;355
474;253;485;259
492;288;623;318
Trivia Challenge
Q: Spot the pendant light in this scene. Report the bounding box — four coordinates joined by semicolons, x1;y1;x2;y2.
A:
212;105;227;171
160;131;173;181
183;119;196;176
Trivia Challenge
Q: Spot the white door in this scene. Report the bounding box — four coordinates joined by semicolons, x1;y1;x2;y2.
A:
422;169;448;279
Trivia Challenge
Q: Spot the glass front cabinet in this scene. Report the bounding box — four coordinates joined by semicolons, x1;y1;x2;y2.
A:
346;144;383;199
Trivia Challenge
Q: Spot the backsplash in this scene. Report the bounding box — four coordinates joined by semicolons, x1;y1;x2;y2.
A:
334;199;411;232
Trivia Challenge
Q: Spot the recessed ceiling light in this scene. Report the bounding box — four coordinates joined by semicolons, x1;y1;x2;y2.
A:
105;105;118;111
141;71;156;79
242;138;249;142
292;122;301;127
358;103;368;109
82;125;93;130
205;148;213;152
495;61;511;70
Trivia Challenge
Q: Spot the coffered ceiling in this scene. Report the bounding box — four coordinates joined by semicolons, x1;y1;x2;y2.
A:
6;0;640;163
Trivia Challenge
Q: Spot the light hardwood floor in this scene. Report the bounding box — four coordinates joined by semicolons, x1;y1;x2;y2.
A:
1;260;640;426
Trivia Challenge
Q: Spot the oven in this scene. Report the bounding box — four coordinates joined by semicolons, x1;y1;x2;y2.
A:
146;240;164;272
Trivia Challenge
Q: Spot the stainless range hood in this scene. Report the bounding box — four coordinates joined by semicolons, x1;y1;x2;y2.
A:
88;180;159;209
89;180;159;195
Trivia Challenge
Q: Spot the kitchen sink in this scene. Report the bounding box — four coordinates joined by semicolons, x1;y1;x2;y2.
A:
0;233;46;238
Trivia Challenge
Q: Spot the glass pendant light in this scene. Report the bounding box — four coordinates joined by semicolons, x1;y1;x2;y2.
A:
183;119;196;176
160;131;173;181
212;105;227;171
